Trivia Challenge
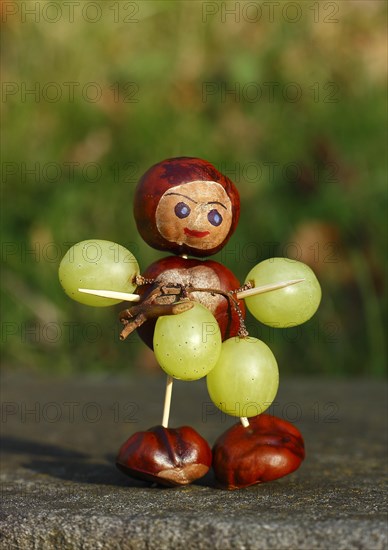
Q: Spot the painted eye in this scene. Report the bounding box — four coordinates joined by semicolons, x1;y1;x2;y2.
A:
174;202;191;219
207;209;223;227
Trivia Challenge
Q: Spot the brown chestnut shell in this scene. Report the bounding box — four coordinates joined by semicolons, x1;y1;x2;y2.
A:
212;414;305;490
116;425;212;487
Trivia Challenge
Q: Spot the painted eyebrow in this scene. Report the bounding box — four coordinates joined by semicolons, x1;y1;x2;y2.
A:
165;193;227;210
206;201;227;210
165;192;198;204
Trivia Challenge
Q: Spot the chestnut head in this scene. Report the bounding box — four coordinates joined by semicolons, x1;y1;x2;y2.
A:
134;157;240;257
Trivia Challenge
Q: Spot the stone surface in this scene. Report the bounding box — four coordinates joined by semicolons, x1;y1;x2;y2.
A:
1;369;387;549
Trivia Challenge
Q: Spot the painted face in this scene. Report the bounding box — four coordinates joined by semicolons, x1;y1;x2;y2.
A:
155;181;233;252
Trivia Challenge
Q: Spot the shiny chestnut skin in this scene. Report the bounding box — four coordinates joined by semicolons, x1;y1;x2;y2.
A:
136;255;246;348
212;414;305;490
134;157;240;257
116;425;212;486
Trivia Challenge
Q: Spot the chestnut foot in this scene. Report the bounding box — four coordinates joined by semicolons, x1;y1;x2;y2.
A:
212;414;305;490
116;425;212;487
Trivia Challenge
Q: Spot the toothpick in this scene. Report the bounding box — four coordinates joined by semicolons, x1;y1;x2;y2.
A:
162;375;174;428
78;279;304;304
236;279;305;300
78;288;140;302
240;417;250;428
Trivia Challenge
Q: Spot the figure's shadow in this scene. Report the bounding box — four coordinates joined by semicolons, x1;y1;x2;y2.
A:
1;435;146;488
1;435;215;489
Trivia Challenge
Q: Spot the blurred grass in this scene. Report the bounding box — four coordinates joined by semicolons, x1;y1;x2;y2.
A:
1;0;386;377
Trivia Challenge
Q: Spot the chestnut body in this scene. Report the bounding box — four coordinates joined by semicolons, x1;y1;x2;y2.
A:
116;425;212;486
212;414;305;490
136;255;245;348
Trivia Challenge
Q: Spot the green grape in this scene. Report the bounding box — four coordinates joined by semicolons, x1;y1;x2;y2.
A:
153;303;222;381
206;337;279;418
245;258;321;327
58;240;139;307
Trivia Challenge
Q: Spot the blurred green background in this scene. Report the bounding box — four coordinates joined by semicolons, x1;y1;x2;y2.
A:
1;0;386;377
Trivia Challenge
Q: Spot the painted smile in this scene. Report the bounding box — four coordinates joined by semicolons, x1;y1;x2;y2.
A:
184;228;210;238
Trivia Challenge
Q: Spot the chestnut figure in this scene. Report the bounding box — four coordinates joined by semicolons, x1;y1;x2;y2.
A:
135;255;246;348
212;414;305;490
116;425;212;486
134;157;240;257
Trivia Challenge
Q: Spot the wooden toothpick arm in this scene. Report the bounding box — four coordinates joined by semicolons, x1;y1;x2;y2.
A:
236;279;305;300
78;278;304;306
78;288;140;302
